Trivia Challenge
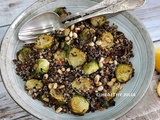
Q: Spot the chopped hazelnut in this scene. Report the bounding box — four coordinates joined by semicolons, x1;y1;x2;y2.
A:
98;86;104;91
56;107;62;113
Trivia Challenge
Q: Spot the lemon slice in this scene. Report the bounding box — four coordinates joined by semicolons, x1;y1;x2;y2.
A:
155;46;160;73
157;82;160;96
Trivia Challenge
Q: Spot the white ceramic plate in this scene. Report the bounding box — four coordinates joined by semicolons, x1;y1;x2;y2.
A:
0;0;155;119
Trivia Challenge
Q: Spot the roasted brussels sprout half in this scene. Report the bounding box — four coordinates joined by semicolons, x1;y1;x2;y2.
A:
50;88;65;103
79;28;91;42
71;78;92;93
83;61;99;74
90;15;106;27
25;79;43;90
54;7;68;17
54;50;66;60
34;34;54;49
34;59;50;74
70;95;89;115
68;48;86;68
17;47;32;62
97;32;114;48
115;64;133;83
105;82;122;101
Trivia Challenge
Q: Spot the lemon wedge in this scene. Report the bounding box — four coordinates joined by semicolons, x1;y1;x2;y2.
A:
155;46;160;73
157;82;160;97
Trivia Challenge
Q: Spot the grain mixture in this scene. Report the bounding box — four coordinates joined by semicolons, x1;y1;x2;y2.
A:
13;7;134;115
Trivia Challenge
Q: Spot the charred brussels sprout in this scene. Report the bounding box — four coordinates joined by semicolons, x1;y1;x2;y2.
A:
79;28;90;42
97;32;114;48
115;64;133;83
25;79;43;90
54;7;68;17
105;82;122;101
50;88;65;103
83;61;99;74
34;59;50;74
54;50;66;60
71;78;92;93
90;15;106;27
17;47;32;62
68;48;86;68
70;95;89;115
34;34;54;49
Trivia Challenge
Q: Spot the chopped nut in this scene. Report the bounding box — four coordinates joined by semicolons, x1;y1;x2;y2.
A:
109;60;113;64
69;31;73;38
65;36;70;41
58;69;63;74
96;40;102;45
53;83;58;89
66;68;70;72
66;40;71;45
94;75;100;84
56;51;60;55
33;88;37;92
114;60;118;65
40;55;43;59
48;52;52;56
93;36;97;42
100;70;104;76
99;57;105;63
107;81;114;87
99;62;103;68
73;32;78;38
71;24;75;30
43;74;48;79
34;93;38;97
43;98;49;102
90;28;95;34
56;107;62;113
28;90;33;95
48;83;53;89
98;106;104;111
116;40;119;44
96;82;102;86
105;48;109;53
75;27;81;31
104;57;111;64
98;86;104;91
94;89;98;93
88;42;95;47
59;85;65;89
61;68;65;72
